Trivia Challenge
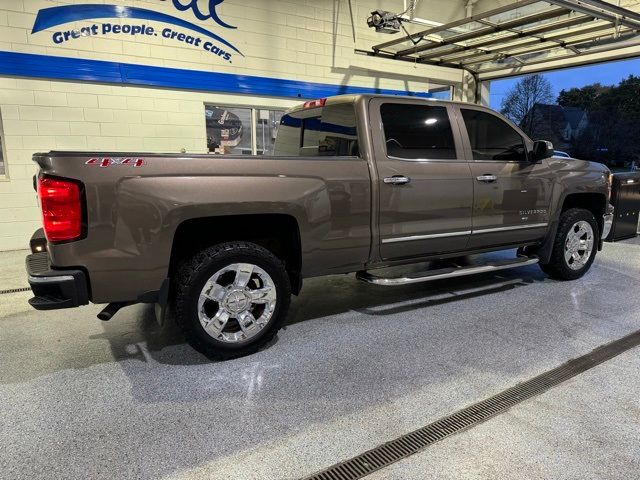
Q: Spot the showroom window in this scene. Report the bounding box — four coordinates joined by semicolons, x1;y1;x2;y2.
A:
461;109;527;162
257;109;284;156
205;105;285;156
381;103;457;160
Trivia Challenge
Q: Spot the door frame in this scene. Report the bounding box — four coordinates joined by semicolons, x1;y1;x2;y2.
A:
450;103;553;246
366;97;473;264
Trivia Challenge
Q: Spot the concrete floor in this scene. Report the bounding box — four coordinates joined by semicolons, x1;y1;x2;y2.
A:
1;240;639;480
621;234;640;246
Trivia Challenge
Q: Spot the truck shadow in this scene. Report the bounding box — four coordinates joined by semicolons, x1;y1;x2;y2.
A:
0;256;549;385
122;262;547;366
286;266;543;326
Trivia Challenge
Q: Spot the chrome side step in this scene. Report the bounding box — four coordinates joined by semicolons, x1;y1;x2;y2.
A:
356;256;539;286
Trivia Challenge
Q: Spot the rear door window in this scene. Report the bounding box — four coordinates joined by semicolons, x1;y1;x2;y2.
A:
461;109;527;161
380;103;457;160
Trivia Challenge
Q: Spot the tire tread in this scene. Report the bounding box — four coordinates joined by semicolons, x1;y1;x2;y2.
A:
540;208;598;280
173;241;291;360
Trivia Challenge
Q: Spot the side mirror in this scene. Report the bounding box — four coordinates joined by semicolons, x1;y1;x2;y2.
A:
531;140;554;161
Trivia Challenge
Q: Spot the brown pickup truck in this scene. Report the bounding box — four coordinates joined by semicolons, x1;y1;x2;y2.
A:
26;94;614;359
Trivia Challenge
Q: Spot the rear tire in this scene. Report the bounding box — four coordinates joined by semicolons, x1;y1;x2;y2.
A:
540;208;599;280
174;242;291;360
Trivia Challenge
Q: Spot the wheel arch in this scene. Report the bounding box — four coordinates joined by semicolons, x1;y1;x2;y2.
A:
531;191;607;264
560;192;607;234
169;214;303;295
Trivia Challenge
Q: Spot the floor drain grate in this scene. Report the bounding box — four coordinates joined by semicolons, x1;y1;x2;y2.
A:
0;287;31;295
303;329;640;480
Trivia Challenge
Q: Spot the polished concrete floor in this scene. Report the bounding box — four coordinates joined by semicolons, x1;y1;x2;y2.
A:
1;240;639;480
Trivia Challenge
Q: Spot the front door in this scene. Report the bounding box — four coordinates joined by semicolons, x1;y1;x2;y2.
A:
369;98;473;261
455;106;553;249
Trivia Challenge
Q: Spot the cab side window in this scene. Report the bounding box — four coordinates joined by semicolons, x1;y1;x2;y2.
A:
461;109;527;162
381;103;457;160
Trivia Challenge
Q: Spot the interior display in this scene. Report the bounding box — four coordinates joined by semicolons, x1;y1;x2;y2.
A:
205;105;252;155
205;106;285;155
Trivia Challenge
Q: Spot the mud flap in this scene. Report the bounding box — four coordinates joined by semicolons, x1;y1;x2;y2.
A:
155;303;167;326
154;278;170;326
528;220;558;264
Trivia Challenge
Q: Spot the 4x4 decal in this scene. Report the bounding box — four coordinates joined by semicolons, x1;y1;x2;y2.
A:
86;157;145;168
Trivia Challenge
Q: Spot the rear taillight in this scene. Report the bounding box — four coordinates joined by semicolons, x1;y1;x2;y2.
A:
37;177;83;242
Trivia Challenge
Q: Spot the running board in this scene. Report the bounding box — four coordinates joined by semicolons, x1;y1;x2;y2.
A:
356;256;539;286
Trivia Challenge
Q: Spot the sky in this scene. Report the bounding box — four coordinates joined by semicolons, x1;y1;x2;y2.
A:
489;58;640;110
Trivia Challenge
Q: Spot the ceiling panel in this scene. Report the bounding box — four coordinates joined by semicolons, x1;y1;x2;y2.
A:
363;0;640;77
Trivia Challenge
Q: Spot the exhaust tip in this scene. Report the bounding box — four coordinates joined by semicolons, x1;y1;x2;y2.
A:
97;310;113;321
97;302;130;321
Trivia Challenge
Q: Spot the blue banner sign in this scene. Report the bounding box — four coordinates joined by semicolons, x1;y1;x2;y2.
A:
31;2;242;63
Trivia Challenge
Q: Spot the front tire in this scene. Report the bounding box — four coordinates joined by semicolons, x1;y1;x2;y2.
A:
540;208;599;280
174;242;291;360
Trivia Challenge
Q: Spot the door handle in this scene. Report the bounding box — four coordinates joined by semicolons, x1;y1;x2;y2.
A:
476;174;497;183
384;175;411;185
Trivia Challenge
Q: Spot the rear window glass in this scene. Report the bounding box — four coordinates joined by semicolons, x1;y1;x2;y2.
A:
381;103;457;160
274;103;359;157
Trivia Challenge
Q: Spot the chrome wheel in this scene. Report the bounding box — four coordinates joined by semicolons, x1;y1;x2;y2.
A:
197;263;277;343
564;220;594;271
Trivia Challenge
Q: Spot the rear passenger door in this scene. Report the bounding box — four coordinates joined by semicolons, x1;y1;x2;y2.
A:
369;98;473;261
455;106;553;249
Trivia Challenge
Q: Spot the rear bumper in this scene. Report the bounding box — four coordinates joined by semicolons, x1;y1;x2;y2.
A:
26;251;89;310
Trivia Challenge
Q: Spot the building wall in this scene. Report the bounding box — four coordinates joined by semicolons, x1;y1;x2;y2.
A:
0;0;465;251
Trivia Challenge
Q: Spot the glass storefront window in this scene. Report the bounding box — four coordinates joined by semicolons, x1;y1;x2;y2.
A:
205;105;253;155
257;109;284;156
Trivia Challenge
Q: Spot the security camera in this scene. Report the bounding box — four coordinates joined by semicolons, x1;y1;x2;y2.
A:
367;10;402;34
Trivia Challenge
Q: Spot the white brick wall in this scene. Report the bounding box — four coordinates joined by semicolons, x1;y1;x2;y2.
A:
0;0;465;251
0;78;302;250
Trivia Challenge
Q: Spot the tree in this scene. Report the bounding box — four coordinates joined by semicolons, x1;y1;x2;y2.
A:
557;84;607;111
557;75;640;167
500;74;554;135
589;75;640;166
